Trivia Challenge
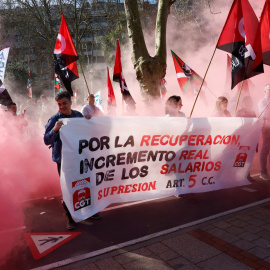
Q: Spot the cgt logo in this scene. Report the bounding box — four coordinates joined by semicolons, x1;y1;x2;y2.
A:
233;153;247;167
73;188;91;211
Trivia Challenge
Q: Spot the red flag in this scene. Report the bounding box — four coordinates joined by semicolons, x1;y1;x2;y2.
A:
54;14;79;96
171;50;206;96
107;67;116;108
216;0;263;89
260;0;270;65
113;40;135;105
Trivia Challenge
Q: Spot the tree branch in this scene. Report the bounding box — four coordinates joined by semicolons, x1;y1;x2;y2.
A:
155;0;174;64
124;0;149;64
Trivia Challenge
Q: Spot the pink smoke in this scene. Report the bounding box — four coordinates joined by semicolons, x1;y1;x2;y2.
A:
101;0;268;118
1;0;268;264
0;109;60;264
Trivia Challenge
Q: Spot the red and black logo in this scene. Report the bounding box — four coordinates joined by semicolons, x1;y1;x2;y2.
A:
73;187;91;211
233;153;247;167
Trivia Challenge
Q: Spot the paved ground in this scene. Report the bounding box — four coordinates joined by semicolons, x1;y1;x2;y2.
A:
2;147;270;270
2;173;270;270
56;198;270;270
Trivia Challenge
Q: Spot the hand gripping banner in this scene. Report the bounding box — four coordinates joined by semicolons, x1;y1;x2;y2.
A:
60;117;262;222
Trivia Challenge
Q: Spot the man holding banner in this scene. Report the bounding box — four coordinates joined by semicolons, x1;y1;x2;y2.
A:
44;91;83;229
44;91;101;230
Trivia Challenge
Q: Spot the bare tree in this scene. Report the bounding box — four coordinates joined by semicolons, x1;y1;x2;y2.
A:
1;0;106;59
0;0;111;94
124;0;175;102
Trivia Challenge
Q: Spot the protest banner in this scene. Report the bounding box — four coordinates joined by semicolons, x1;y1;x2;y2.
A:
60;117;262;222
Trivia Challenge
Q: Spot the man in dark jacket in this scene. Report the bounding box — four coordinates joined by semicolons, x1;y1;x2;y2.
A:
44;91;100;230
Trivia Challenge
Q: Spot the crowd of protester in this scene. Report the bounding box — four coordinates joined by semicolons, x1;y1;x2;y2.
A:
2;85;270;230
164;85;270;184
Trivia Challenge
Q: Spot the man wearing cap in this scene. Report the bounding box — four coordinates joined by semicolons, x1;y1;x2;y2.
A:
258;84;270;180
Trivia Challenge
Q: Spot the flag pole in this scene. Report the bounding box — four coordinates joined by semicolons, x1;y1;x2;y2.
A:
53;76;55;100
122;95;124;114
78;59;91;95
233;79;245;116
233;59;250;116
190;48;216;118
206;86;217;98
258;100;270;118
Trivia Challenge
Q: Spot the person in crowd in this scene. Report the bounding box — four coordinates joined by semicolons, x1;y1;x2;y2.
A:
125;102;138;116
236;96;256;118
165;95;185;117
41;94;49;109
165;95;185;198
211;96;231;117
0;104;6;111
6;101;28;130
107;106;117;116
236;96;257;182
24;98;38;123
17;103;25;115
39;94;53;127
258;84;270;180
37;98;42;110
81;93;103;119
7;101;17;116
44;91;101;230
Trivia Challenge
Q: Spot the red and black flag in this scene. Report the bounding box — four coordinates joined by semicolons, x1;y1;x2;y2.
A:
260;0;270;65
171;50;206;97
113;40;135;105
54;14;79;96
107;67;116;108
216;0;263;89
224;54;254;94
0;80;13;106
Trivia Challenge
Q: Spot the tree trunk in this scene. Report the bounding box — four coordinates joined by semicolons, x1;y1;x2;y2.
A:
124;0;175;103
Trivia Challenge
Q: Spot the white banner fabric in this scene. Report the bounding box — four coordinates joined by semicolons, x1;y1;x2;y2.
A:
0;48;9;83
60;117;262;222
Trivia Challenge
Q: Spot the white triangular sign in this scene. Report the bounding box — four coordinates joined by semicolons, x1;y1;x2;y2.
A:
24;232;81;260
31;234;70;253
